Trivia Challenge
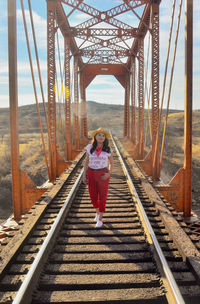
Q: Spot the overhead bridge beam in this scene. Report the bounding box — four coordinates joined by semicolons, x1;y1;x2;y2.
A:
61;0;147;20
70;27;138;38
80;49;130;58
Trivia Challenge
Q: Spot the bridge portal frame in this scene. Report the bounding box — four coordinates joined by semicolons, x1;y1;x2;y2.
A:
7;0;194;220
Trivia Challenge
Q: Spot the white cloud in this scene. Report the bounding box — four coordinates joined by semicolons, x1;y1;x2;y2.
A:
86;84;124;105
0;59;47;75
17;9;46;50
0;93;44;108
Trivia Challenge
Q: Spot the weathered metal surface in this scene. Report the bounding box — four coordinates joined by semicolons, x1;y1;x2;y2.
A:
8;0;21;220
184;0;193;217
47;0;57;182
64;37;72;161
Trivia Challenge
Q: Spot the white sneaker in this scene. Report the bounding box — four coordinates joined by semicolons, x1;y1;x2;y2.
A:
94;213;99;222
96;220;103;228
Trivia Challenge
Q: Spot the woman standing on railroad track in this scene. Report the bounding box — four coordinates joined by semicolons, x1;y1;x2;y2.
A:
83;128;113;228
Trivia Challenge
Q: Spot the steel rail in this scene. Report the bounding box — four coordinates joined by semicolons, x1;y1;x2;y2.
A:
12;168;84;304
111;135;185;304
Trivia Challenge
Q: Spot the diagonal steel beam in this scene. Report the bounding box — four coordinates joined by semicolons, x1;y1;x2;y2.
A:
122;0;151;31
81;42;129;52
71;0;146;29
71;27;138;38
61;0;146;19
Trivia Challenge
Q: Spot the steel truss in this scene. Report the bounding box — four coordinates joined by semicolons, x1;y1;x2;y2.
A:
80;49;130;58
80;72;88;141
124;73;130;137
138;39;144;159
47;1;57;181
71;27;138;38
151;3;160;180
131;56;136;144
64;37;72;160
61;0;147;23
73;56;80;150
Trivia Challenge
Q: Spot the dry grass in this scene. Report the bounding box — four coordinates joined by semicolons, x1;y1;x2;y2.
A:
0;102;200;220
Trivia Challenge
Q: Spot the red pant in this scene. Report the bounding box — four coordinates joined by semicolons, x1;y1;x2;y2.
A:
88;168;110;213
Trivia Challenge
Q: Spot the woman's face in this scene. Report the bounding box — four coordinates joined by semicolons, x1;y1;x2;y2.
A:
95;132;106;144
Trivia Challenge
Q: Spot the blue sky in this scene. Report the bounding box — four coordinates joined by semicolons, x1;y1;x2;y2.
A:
0;0;199;109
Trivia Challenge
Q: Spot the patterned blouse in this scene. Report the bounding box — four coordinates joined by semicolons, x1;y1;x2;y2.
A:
85;144;113;169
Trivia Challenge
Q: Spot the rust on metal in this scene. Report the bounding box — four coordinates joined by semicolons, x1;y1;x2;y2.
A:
6;0;194;219
8;0;22;220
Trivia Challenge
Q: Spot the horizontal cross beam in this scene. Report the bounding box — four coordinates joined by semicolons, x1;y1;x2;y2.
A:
71;27;138;38
80;49;130;58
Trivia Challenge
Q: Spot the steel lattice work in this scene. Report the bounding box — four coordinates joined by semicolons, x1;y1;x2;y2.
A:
131;56;136;144
138;39;144;159
64;37;72;160
6;0;195;220
47;1;57;181
151;3;160;179
71;27;138;38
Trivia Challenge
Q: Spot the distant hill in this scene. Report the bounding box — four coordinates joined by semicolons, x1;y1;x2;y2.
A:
0;100;183;137
1;101;200;220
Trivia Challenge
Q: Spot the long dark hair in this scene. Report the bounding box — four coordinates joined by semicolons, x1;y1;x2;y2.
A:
90;136;111;154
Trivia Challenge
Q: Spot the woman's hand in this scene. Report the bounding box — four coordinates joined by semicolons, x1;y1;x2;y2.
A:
101;172;110;180
83;174;87;184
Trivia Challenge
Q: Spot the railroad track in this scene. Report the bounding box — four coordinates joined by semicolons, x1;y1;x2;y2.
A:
0;137;200;303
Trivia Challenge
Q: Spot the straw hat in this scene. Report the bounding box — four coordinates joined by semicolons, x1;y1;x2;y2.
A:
91;127;110;139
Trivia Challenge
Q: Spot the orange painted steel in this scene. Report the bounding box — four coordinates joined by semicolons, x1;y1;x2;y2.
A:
8;1;46;220
80;72;88;142
156;0;193;217
64;37;72;161
47;1;57;182
124;74;130;137
73;56;80;150
183;0;193;217
151;3;160;181
8;0;22;220
138;39;144;159
130;57;136;145
71;27;138;38
7;0;194;219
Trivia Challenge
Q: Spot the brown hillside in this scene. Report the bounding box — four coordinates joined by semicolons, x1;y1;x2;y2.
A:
0;102;200;221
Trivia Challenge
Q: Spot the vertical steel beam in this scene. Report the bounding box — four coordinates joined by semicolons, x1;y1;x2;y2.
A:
80;72;88;141
73;56;80;149
127;74;130;138
47;1;57;181
64;37;72;160
152;3;160;180
184;0;193;217
8;0;22;220
138;39;144;159
123;83;127;137
123;73;130;137
131;56;136;145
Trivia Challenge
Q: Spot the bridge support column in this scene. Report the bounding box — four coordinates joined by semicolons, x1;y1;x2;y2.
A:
156;0;193;217
137;4;160;179
8;0;22;220
47;1;69;180
137;39;144;159
123;73;130;137
183;0;193;217
80;72;88;144
151;2;160;181
47;1;57;181
130;56;136;145
73;56;80;150
64;37;72;160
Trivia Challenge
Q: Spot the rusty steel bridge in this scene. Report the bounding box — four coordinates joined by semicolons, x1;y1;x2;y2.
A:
1;1;200;303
